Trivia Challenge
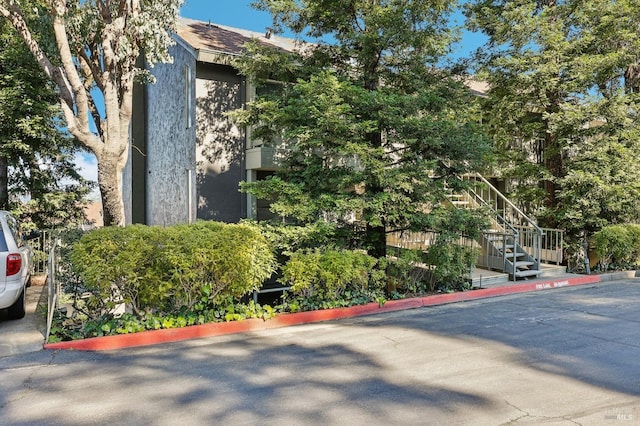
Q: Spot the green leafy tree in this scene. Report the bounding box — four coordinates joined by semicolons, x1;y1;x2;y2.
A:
465;0;640;242
236;0;491;258
0;17;91;229
1;0;184;226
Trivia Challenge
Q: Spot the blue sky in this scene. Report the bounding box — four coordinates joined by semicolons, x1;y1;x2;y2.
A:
180;0;486;58
181;0;272;32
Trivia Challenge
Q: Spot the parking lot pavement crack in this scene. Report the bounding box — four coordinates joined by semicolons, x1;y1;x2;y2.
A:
383;335;400;348
0;366;41;409
500;400;531;425
500;401;584;425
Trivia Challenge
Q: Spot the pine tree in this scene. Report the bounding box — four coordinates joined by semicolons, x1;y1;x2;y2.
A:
236;0;491;257
465;0;640;244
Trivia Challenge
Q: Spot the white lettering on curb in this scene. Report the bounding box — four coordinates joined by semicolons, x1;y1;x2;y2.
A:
535;280;569;290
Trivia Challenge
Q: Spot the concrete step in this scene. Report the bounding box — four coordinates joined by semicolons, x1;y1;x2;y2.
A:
470;268;510;288
514;269;541;278
473;266;593;288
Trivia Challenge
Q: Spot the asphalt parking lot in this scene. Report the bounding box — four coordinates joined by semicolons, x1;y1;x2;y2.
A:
1;278;639;425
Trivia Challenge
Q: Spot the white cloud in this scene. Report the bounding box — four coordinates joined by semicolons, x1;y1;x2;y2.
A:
74;152;98;183
73;152;100;200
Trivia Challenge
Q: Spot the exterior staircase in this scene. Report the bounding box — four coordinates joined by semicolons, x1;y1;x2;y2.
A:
448;174;557;281
387;173;565;284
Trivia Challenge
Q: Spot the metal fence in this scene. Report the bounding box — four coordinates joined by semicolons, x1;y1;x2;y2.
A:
27;229;55;275
388;226;564;271
45;239;60;341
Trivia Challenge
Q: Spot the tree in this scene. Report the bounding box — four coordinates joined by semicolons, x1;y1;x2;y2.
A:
1;18;91;229
0;0;183;226
236;0;491;258
465;0;640;243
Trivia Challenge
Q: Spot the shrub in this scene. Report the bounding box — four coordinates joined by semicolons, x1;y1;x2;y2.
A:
423;240;477;292
386;248;430;295
69;222;276;318
163;221;276;307
279;249;384;304
242;220;336;260
592;224;637;270
70;225;166;316
626;224;640;265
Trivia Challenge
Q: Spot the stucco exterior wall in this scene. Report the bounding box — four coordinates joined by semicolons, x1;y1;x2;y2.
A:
144;41;197;226
195;63;246;222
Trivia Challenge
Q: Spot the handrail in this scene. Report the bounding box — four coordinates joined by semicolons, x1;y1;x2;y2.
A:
481;230;518;280
488;208;519;236
458;173;544;275
463;173;544;235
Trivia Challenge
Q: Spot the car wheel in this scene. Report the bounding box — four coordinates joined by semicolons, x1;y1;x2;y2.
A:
7;288;26;320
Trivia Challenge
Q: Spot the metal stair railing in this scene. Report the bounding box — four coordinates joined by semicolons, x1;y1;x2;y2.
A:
459;173;544;276
478;212;520;279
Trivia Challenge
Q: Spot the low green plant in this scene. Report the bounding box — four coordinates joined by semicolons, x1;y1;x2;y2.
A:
48;293;281;342
280;249;383;300
592;224;640;270
423;239;476;292
386;248;430;295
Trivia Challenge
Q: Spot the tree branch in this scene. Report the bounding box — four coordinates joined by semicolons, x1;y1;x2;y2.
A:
78;45;105;92
50;0;92;135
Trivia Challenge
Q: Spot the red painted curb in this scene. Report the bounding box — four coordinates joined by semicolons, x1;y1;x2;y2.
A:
43;274;603;352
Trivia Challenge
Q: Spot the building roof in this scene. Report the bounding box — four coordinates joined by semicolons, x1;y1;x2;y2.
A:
176;17;300;64
176;17;490;95
465;79;490;97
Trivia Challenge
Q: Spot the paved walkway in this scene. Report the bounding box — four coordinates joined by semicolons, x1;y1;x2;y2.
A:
0;277;47;357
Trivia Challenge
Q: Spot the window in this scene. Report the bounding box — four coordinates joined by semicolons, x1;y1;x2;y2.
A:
0;223;7;251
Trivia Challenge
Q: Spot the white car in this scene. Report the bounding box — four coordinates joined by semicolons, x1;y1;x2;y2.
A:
0;211;35;320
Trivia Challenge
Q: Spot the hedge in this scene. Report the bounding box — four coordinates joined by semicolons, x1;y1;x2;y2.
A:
69;221;276;317
592;224;640;270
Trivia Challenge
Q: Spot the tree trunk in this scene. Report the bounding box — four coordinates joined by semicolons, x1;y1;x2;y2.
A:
97;151;126;227
364;123;387;258
543;131;562;228
0;154;8;210
366;223;387;259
